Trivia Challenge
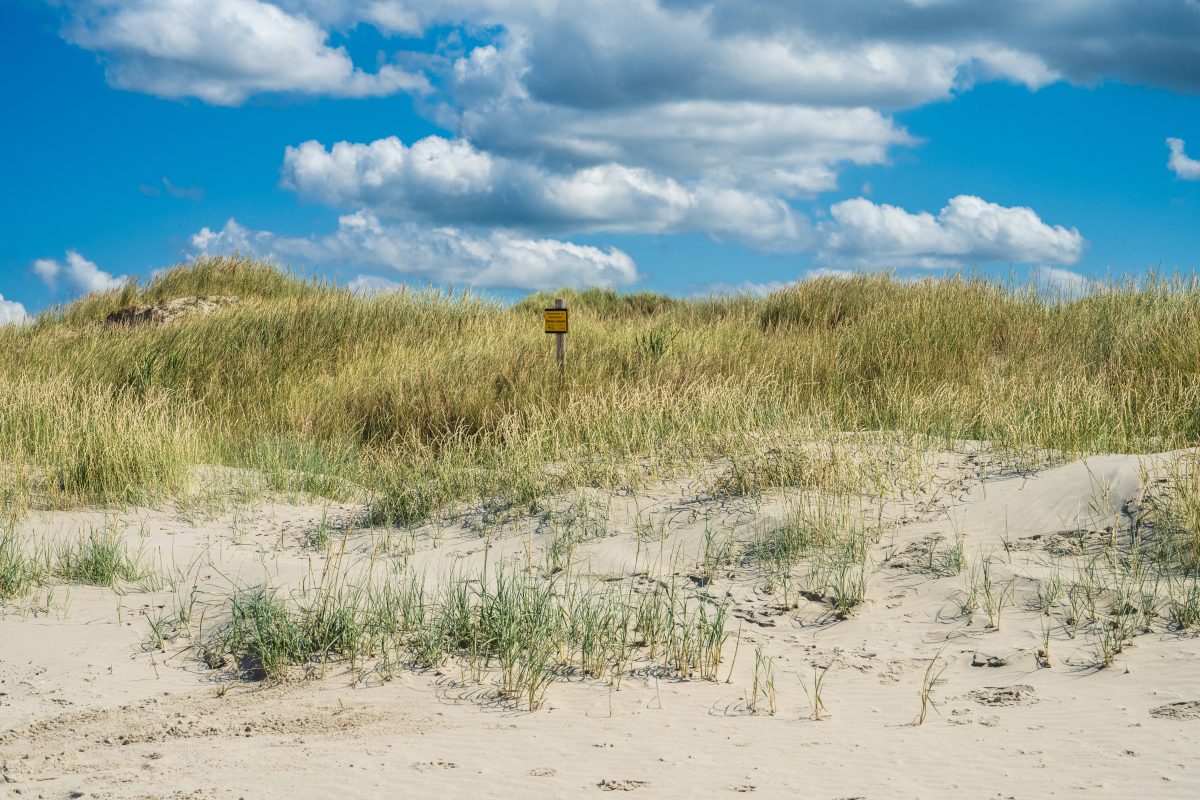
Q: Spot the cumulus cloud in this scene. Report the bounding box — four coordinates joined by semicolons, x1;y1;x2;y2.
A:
818;195;1085;268
62;0;1174;258
281;136;811;250
1031;265;1091;299
33;251;128;294
56;1;1166;278
0;294;28;325
698;0;1200;94
457;100;912;197
295;0;1072;107
63;0;429;105
1168;138;1200;180
288;0;1200;110
257;0;1153;256
191;213;640;290
190;218;275;254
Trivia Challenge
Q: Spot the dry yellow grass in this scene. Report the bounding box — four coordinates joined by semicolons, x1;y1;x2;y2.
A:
2;256;1199;520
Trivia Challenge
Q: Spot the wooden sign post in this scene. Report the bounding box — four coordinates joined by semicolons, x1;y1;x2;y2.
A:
543;298;568;372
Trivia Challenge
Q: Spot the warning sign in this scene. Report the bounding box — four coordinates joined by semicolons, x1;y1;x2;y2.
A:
543;308;569;333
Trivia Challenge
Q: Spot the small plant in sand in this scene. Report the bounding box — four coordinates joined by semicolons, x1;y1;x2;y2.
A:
52;526;149;588
541;495;612;575
749;500;875;618
0;525;43;601
955;559;981;617
929;530;967;577
815;538;871;619
1034;567;1065;615
1166;576;1200;630
1036;616;1053;668
747;644;777;716
302;509;337;551
1095;616;1127;668
915;648;948;726
697;524;736;586
799;664;830;720
979;556;1013;629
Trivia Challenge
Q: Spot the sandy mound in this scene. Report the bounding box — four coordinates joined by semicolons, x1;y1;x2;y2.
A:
103;295;240;326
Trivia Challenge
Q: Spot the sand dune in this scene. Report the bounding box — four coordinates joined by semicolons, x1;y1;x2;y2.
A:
4;447;1200;798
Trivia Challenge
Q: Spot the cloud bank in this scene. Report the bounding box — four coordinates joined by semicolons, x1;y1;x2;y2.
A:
818;195;1085;268
191;214;639;291
63;0;429;105
33;251;128;294
281;136;809;251
61;0;1167;288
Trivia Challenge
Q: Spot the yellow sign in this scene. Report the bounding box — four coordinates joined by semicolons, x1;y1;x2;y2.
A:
544;308;569;333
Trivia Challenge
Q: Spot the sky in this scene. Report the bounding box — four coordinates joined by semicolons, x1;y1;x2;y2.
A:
2;0;1199;320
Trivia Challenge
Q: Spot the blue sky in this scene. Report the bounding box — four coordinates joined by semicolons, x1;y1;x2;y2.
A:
2;0;1199;320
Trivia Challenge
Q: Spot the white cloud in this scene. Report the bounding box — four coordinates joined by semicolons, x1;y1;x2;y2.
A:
162;177;204;200
1031;265;1091;299
691;280;793;298
458;99;913;197
190;218;275;255
192;213;640;290
696;1;1200;93
281;135;811;250
348;275;406;294
691;268;861;298
124;0;1200;106
1168;138;1200;180
32;251;128;294
64;0;429;105
818;195;1085;268
0;294;28;326
55;1;1167;274
804;267;858;280
139;176;205;199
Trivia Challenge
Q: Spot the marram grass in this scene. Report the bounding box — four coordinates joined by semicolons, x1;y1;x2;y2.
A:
2;256;1200;518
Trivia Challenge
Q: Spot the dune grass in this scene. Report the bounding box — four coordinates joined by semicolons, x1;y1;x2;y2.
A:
204;561;727;709
9;256;1200;703
2;256;1200;521
0;520;152;601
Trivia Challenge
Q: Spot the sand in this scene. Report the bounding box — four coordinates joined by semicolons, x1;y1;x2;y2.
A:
4;447;1200;799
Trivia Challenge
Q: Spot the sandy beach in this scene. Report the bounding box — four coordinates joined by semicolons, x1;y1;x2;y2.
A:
5;446;1200;799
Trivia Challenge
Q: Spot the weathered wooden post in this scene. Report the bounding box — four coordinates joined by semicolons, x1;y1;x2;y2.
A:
543;297;568;372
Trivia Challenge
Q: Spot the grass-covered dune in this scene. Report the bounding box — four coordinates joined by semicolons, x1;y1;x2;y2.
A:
2;257;1199;518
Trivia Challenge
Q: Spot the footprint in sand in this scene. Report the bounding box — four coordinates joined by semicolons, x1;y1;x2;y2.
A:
598;778;650;791
967;685;1038;707
1150;701;1200;720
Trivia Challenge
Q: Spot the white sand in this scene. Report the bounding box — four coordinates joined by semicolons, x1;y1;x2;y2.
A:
4;449;1200;798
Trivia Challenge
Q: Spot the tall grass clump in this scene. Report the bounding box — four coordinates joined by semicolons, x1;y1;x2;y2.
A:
0;525;41;600
206;564;729;709
0;377;202;507
52;527;149;587
748;499;877;615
